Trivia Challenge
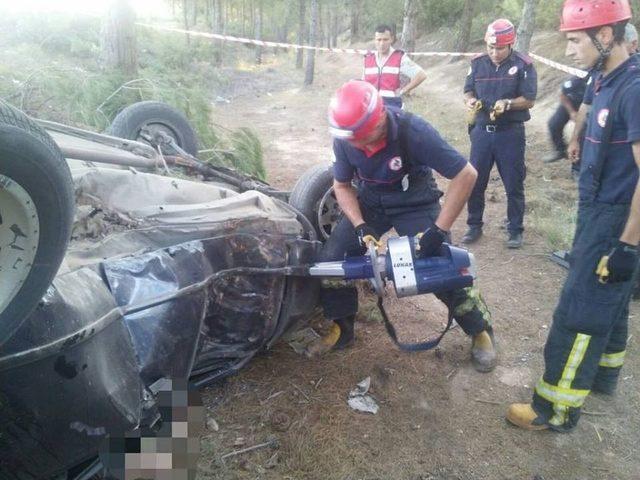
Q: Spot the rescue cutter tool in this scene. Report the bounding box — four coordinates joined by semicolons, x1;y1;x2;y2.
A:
307;236;476;351
308;236;476;298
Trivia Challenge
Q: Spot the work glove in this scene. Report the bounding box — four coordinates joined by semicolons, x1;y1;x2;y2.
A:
354;223;380;254
418;225;448;258
597;241;639;283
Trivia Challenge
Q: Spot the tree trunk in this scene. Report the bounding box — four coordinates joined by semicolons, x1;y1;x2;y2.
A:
217;0;224;33
514;0;539;54
182;0;190;45
241;0;246;36
304;0;318;86
254;0;263;64
296;0;306;69
332;10;338;47
317;2;325;49
454;0;475;52
349;0;362;42
190;0;197;26
101;0;138;76
400;0;418;52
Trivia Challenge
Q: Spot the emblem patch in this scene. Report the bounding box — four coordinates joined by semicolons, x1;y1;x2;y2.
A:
564;80;572;89
388;156;403;171
597;108;609;128
508;66;518;75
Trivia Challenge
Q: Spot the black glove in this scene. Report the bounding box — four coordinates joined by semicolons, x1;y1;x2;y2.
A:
354;223;379;253
603;241;638;283
419;225;448;258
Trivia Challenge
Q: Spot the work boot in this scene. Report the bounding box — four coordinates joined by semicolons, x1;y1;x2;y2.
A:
305;316;354;357
543;151;564;163
461;226;482;244
471;329;497;372
506;403;549;431
506;232;523;249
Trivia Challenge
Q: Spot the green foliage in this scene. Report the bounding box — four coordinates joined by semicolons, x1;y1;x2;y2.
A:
0;12;263;176
226;128;266;181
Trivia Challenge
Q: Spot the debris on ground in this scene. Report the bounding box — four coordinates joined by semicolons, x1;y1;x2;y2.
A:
347;376;379;414
285;326;321;355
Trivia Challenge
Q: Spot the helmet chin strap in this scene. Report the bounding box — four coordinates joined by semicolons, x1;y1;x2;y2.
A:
588;34;613;70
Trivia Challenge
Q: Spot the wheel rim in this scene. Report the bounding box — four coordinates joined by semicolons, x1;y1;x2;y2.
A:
137;122;181;150
317;185;341;240
0;174;40;314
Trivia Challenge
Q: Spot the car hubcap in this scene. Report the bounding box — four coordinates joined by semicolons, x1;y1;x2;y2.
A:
0;174;40;313
317;186;341;240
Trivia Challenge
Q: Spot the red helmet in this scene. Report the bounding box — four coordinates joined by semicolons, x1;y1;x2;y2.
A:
560;0;631;32
485;19;517;47
328;80;385;141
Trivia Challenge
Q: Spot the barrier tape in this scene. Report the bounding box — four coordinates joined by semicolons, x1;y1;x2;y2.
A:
529;52;588;78
137;23;587;76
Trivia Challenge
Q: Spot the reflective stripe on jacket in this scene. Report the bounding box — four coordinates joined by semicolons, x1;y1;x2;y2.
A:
364;50;403;97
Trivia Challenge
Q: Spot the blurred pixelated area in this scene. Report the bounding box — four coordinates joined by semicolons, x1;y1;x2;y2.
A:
99;379;204;480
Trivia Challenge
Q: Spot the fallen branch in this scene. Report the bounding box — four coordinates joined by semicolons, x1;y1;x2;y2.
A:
582;410;609;417
289;382;310;401
221;438;278;460
474;398;502;406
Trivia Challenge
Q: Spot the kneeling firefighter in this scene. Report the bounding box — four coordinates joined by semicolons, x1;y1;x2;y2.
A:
310;80;497;373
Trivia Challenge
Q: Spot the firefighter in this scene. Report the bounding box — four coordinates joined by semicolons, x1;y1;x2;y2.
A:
542;74;587;178
570;22;639;167
308;80;497;373
507;0;640;432
362;24;427;109
461;19;538;249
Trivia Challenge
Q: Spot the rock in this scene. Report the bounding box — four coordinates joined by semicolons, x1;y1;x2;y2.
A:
206;417;219;432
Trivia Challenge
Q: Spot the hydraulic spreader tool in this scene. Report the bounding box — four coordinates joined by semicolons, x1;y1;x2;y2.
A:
308;236;476;298
307;236;477;351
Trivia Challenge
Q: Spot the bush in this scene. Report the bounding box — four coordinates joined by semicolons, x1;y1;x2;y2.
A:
0;13;263;177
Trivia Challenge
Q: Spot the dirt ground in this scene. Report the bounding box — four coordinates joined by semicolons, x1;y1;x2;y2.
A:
198;36;640;480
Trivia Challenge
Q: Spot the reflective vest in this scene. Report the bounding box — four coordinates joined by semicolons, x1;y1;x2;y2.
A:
364;50;404;98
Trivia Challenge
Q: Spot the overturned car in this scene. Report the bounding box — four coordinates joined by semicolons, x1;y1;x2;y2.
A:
0;101;333;479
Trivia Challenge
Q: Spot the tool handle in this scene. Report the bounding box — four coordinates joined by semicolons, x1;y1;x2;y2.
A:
596;255;610;284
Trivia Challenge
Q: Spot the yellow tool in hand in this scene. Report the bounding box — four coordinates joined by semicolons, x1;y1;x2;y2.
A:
467;100;483;126
596;255;610;284
362;234;382;251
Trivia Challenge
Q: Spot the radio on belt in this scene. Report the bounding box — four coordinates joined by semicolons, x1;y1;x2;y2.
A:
308;236;476;298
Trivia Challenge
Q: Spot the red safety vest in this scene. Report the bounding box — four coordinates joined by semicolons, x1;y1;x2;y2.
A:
363;50;404;98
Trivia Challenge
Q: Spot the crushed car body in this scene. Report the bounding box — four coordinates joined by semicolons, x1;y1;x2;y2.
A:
0;109;321;479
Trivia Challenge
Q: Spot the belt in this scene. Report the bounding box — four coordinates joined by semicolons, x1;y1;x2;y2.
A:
478;122;523;133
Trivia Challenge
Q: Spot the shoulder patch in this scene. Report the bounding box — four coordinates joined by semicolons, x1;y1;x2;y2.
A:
514;51;533;65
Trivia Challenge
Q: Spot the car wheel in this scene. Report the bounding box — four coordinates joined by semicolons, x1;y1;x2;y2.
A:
0;101;74;344
289;164;341;241
106;101;199;157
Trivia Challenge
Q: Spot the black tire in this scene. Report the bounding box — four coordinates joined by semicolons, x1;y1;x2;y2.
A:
106;101;199;157
0;101;74;344
289;164;341;241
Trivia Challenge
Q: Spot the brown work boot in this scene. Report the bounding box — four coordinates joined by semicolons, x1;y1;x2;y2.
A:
305;316;354;357
506;403;550;431
471;329;497;372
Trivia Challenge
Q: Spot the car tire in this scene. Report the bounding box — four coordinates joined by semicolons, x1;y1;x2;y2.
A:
0;101;74;344
106;101;199;157
289;164;341;241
